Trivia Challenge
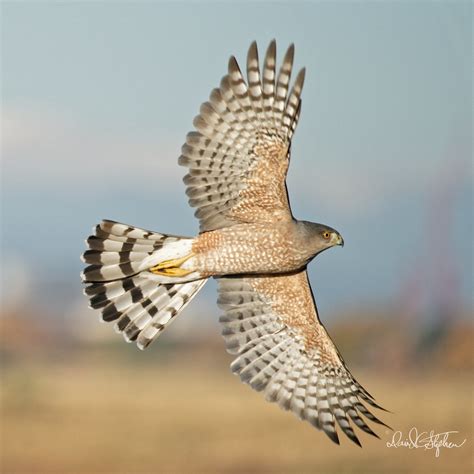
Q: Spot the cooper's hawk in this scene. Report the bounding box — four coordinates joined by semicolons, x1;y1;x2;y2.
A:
81;41;388;445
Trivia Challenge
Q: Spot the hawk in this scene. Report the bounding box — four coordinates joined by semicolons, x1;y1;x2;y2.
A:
81;40;388;445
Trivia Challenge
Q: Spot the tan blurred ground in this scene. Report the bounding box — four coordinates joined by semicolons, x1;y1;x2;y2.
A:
1;343;472;474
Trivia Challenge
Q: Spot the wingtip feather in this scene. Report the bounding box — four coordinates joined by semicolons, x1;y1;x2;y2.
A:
284;43;295;62
228;55;240;74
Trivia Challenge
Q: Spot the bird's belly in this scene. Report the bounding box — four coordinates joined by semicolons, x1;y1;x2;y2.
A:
190;224;305;276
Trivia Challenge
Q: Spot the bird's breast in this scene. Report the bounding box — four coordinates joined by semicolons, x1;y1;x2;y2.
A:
190;222;309;276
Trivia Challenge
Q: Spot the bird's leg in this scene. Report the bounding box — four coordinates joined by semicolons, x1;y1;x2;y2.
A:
149;254;194;277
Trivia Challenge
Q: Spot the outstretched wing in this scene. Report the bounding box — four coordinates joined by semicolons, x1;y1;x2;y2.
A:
217;270;389;445
179;40;305;232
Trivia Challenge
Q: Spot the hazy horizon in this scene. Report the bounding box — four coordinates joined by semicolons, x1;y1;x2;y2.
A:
2;2;472;325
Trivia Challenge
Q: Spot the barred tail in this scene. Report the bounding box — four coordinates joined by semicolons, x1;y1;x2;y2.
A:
81;220;208;350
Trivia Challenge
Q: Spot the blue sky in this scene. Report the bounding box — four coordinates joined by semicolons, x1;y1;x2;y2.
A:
1;1;472;324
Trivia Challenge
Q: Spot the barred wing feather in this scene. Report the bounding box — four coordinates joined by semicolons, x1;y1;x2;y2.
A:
217;271;388;445
179;40;305;231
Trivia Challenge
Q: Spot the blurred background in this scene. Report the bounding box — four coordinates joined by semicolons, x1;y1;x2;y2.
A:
1;2;472;473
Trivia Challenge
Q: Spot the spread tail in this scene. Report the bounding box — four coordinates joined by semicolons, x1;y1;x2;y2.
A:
81;220;207;349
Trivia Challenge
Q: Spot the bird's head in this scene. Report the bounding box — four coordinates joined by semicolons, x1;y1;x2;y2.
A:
297;221;344;259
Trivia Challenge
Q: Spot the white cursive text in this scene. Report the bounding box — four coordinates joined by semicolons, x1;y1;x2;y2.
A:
386;427;466;457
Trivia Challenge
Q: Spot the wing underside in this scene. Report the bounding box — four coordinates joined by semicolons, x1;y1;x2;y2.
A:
217;270;388;445
179;41;305;231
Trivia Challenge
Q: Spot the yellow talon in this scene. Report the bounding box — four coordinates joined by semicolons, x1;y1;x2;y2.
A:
149;254;194;277
153;267;193;277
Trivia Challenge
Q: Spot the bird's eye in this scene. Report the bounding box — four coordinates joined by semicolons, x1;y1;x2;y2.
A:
322;231;330;240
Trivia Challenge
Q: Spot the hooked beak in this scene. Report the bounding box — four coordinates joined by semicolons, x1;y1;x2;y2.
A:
331;232;344;247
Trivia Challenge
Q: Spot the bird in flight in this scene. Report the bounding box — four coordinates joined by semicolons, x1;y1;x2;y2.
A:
81;40;388;445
